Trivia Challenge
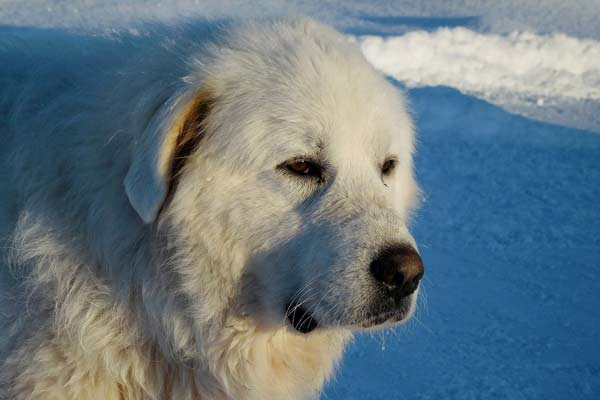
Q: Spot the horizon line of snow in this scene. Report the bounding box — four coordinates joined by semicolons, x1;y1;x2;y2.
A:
355;28;600;103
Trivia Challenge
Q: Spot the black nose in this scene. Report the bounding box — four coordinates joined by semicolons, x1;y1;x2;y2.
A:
370;245;424;299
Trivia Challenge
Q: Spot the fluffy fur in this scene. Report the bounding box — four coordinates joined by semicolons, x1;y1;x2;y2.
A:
0;19;419;399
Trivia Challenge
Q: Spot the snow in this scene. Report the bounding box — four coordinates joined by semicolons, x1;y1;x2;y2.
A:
326;85;600;399
1;1;600;399
357;29;600;132
3;1;599;131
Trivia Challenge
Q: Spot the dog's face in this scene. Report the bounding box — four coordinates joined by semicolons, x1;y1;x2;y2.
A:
230;77;422;333
125;21;422;335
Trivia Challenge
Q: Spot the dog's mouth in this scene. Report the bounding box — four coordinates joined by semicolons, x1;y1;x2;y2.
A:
358;297;415;329
360;309;409;328
285;303;319;334
284;293;416;333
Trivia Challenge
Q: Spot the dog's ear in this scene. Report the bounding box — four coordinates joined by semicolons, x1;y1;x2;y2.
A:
124;90;211;224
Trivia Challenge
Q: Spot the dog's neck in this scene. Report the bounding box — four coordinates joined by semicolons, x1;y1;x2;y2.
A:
8;310;349;400
5;265;349;400
195;317;351;400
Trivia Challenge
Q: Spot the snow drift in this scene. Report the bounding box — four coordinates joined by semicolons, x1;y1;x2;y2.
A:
357;28;600;132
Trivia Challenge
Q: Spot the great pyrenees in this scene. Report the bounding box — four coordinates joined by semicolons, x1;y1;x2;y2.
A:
0;19;423;400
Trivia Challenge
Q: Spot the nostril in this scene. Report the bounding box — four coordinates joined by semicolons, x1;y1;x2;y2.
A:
370;253;401;287
370;245;424;297
412;271;424;286
400;272;423;298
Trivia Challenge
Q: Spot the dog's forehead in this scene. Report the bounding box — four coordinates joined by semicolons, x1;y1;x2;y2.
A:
272;89;407;165
201;20;413;167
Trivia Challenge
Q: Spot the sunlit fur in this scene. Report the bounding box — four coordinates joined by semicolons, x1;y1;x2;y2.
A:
0;19;418;399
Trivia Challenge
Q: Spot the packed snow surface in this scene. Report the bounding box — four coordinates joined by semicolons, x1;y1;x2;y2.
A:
1;1;599;400
327;86;600;399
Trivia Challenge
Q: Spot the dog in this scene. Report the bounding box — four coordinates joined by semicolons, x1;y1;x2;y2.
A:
0;18;423;400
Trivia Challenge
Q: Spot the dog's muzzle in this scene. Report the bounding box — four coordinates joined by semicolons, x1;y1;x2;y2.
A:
286;244;423;332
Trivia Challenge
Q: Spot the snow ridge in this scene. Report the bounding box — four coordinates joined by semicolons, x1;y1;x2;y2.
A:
357;27;600;104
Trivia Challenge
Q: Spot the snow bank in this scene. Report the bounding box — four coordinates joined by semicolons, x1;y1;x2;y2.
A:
358;28;600;103
356;28;600;132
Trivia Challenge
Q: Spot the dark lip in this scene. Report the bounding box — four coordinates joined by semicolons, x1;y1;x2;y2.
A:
285;303;319;334
284;296;413;332
360;310;407;328
357;297;413;328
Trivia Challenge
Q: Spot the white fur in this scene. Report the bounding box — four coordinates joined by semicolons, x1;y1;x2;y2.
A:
0;19;419;399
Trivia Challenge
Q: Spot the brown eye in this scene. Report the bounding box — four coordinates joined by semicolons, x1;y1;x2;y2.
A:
381;158;397;176
283;159;323;178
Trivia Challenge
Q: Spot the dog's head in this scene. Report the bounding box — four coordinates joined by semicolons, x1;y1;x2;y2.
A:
125;20;422;335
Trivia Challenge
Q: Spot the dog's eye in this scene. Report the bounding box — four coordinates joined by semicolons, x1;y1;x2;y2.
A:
283;159;322;178
381;158;397;176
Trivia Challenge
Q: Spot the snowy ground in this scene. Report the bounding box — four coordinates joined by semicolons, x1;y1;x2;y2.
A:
1;1;599;399
327;86;600;400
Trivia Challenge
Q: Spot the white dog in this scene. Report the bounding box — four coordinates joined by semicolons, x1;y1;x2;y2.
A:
0;19;423;400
